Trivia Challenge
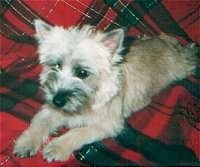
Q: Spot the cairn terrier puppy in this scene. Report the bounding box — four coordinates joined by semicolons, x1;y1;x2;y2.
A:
13;20;198;162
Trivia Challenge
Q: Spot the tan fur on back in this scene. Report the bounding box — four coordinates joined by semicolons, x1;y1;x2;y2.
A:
122;35;196;117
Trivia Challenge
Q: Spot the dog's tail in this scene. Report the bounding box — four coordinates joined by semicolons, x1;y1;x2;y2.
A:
180;42;199;75
160;33;199;78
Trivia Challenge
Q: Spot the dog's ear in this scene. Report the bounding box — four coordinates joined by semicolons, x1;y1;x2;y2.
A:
34;19;52;41
101;29;124;54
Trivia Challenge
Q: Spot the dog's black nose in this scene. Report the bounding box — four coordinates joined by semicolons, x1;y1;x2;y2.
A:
53;91;68;108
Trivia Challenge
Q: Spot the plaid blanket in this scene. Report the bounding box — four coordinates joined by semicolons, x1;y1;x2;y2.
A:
0;0;199;166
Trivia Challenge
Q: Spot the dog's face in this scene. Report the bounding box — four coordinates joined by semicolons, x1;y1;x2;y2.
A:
34;20;124;113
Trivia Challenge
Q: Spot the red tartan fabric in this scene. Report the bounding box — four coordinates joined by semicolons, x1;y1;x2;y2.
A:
127;86;200;165
0;0;200;166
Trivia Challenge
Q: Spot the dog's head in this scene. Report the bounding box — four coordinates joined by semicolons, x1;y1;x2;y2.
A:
34;20;124;113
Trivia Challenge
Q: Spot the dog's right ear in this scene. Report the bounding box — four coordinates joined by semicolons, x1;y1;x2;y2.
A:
34;19;52;41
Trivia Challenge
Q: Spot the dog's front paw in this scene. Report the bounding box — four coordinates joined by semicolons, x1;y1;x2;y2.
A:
43;138;72;162
13;133;41;158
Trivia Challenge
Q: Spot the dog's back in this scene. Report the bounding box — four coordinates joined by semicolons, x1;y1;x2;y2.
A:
122;34;198;117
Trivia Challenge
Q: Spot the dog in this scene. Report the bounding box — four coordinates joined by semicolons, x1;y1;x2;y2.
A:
13;19;198;162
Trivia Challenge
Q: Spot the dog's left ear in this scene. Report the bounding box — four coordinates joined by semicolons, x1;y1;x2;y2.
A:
101;29;124;54
34;19;52;41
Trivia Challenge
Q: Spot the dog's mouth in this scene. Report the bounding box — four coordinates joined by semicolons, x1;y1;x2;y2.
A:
50;89;89;113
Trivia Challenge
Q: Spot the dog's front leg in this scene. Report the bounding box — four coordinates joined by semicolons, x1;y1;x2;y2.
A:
13;107;61;157
43;125;116;162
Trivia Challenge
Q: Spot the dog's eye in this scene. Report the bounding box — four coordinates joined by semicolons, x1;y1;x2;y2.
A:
50;63;62;71
74;67;90;79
